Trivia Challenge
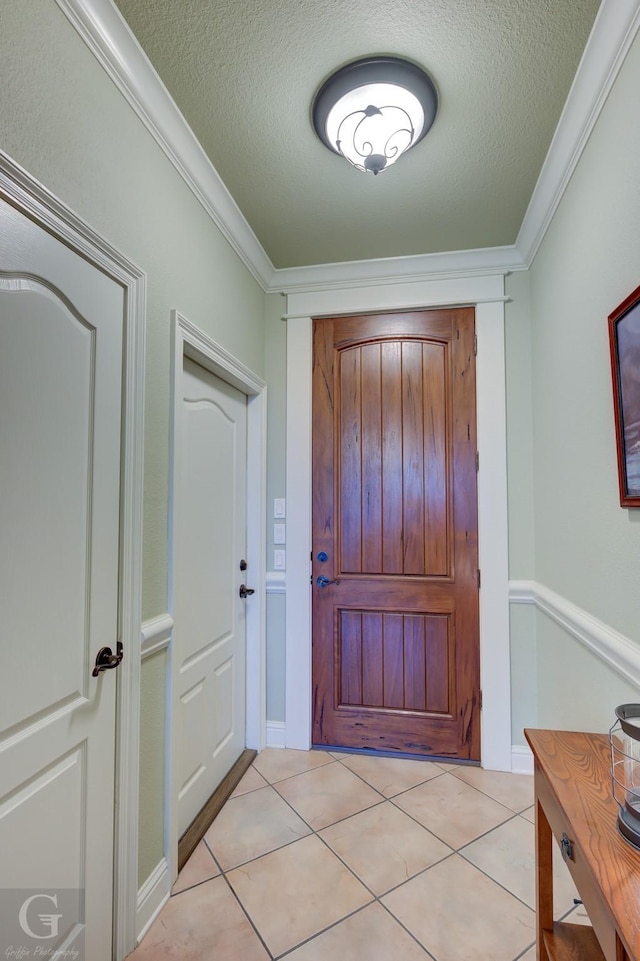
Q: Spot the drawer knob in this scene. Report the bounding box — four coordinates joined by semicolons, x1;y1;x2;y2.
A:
560;832;574;862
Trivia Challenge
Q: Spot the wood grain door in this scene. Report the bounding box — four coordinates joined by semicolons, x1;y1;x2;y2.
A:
312;309;480;759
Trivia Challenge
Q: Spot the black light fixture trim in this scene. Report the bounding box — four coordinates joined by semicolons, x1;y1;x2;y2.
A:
312;56;438;171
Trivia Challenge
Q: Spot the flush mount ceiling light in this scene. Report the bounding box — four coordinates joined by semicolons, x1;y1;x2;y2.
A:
312;56;438;176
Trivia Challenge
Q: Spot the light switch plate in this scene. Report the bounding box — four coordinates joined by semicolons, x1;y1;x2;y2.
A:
273;549;286;570
274;498;286;518
274;523;286;544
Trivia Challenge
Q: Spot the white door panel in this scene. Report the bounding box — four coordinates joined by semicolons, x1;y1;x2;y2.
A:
175;357;247;835
0;197;123;959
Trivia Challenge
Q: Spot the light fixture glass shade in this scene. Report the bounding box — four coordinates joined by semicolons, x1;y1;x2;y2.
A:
313;57;437;175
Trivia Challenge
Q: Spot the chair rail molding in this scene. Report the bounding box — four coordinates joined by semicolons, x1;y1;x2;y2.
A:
141;613;174;660
56;0;640;290
509;579;640;688
266;571;286;594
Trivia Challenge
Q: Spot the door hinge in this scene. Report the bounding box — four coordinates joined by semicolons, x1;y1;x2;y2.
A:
475;451;479;472
477;569;481;589
479;689;483;711
474;334;478;355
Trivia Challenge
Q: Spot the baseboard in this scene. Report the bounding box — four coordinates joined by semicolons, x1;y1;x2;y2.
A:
266;720;286;748
511;744;534;775
178;749;256;872
136;857;169;943
509;579;640;688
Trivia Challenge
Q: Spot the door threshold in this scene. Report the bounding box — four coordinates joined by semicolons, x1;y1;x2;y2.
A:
178;748;256;871
313;744;480;766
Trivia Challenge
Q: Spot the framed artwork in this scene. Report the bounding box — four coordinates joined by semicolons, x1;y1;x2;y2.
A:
609;284;640;507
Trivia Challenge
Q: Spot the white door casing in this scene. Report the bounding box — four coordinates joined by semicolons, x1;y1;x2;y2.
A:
174;358;248;835
284;275;512;772
169;312;266;877
0;152;145;961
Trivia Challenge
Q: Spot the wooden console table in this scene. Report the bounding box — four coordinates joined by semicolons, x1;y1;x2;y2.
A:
525;729;640;961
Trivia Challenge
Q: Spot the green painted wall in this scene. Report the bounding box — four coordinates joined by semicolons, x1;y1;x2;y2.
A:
528;29;640;729
0;0;266;883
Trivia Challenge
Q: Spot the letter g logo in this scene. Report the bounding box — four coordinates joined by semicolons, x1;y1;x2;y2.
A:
18;893;63;939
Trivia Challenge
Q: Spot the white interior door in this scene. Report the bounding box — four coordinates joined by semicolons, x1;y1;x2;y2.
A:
0;198;123;958
174;356;248;836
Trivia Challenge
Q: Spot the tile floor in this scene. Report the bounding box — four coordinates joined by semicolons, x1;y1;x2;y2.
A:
127;749;591;961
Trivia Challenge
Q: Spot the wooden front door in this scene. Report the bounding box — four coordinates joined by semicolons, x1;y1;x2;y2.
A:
312;309;480;759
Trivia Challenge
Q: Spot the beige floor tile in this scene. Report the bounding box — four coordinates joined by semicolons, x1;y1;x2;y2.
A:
393;772;513;848
275;761;383;829
252;747;334;783
128;876;268;960
230;765;268;798
340;753;444;797
450;765;534;812
320;801;452;895
204;784;311;870
382;854;535;961
461;815;579;916
226;834;372;956
171;841;220;895
517;946;537;961
285;902;431;960
521;805;535;823
562;903;592;925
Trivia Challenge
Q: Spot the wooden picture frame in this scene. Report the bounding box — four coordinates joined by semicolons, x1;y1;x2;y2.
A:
609;284;640;507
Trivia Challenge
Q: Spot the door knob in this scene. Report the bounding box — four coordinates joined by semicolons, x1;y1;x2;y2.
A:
316;575;340;588
239;584;255;599
92;641;124;677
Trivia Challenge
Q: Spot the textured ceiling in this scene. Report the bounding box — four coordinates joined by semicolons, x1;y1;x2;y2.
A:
113;0;601;269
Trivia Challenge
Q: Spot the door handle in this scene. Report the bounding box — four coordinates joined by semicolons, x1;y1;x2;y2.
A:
92;641;124;677
239;584;255;599
316;575;340;588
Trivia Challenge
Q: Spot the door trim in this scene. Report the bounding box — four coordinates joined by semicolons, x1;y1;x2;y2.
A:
285;274;512;771
0;149;146;959
169;310;267;884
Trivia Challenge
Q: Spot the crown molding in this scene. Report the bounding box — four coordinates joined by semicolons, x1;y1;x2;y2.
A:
57;0;640;293
516;0;640;266
267;245;525;295
55;0;275;291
